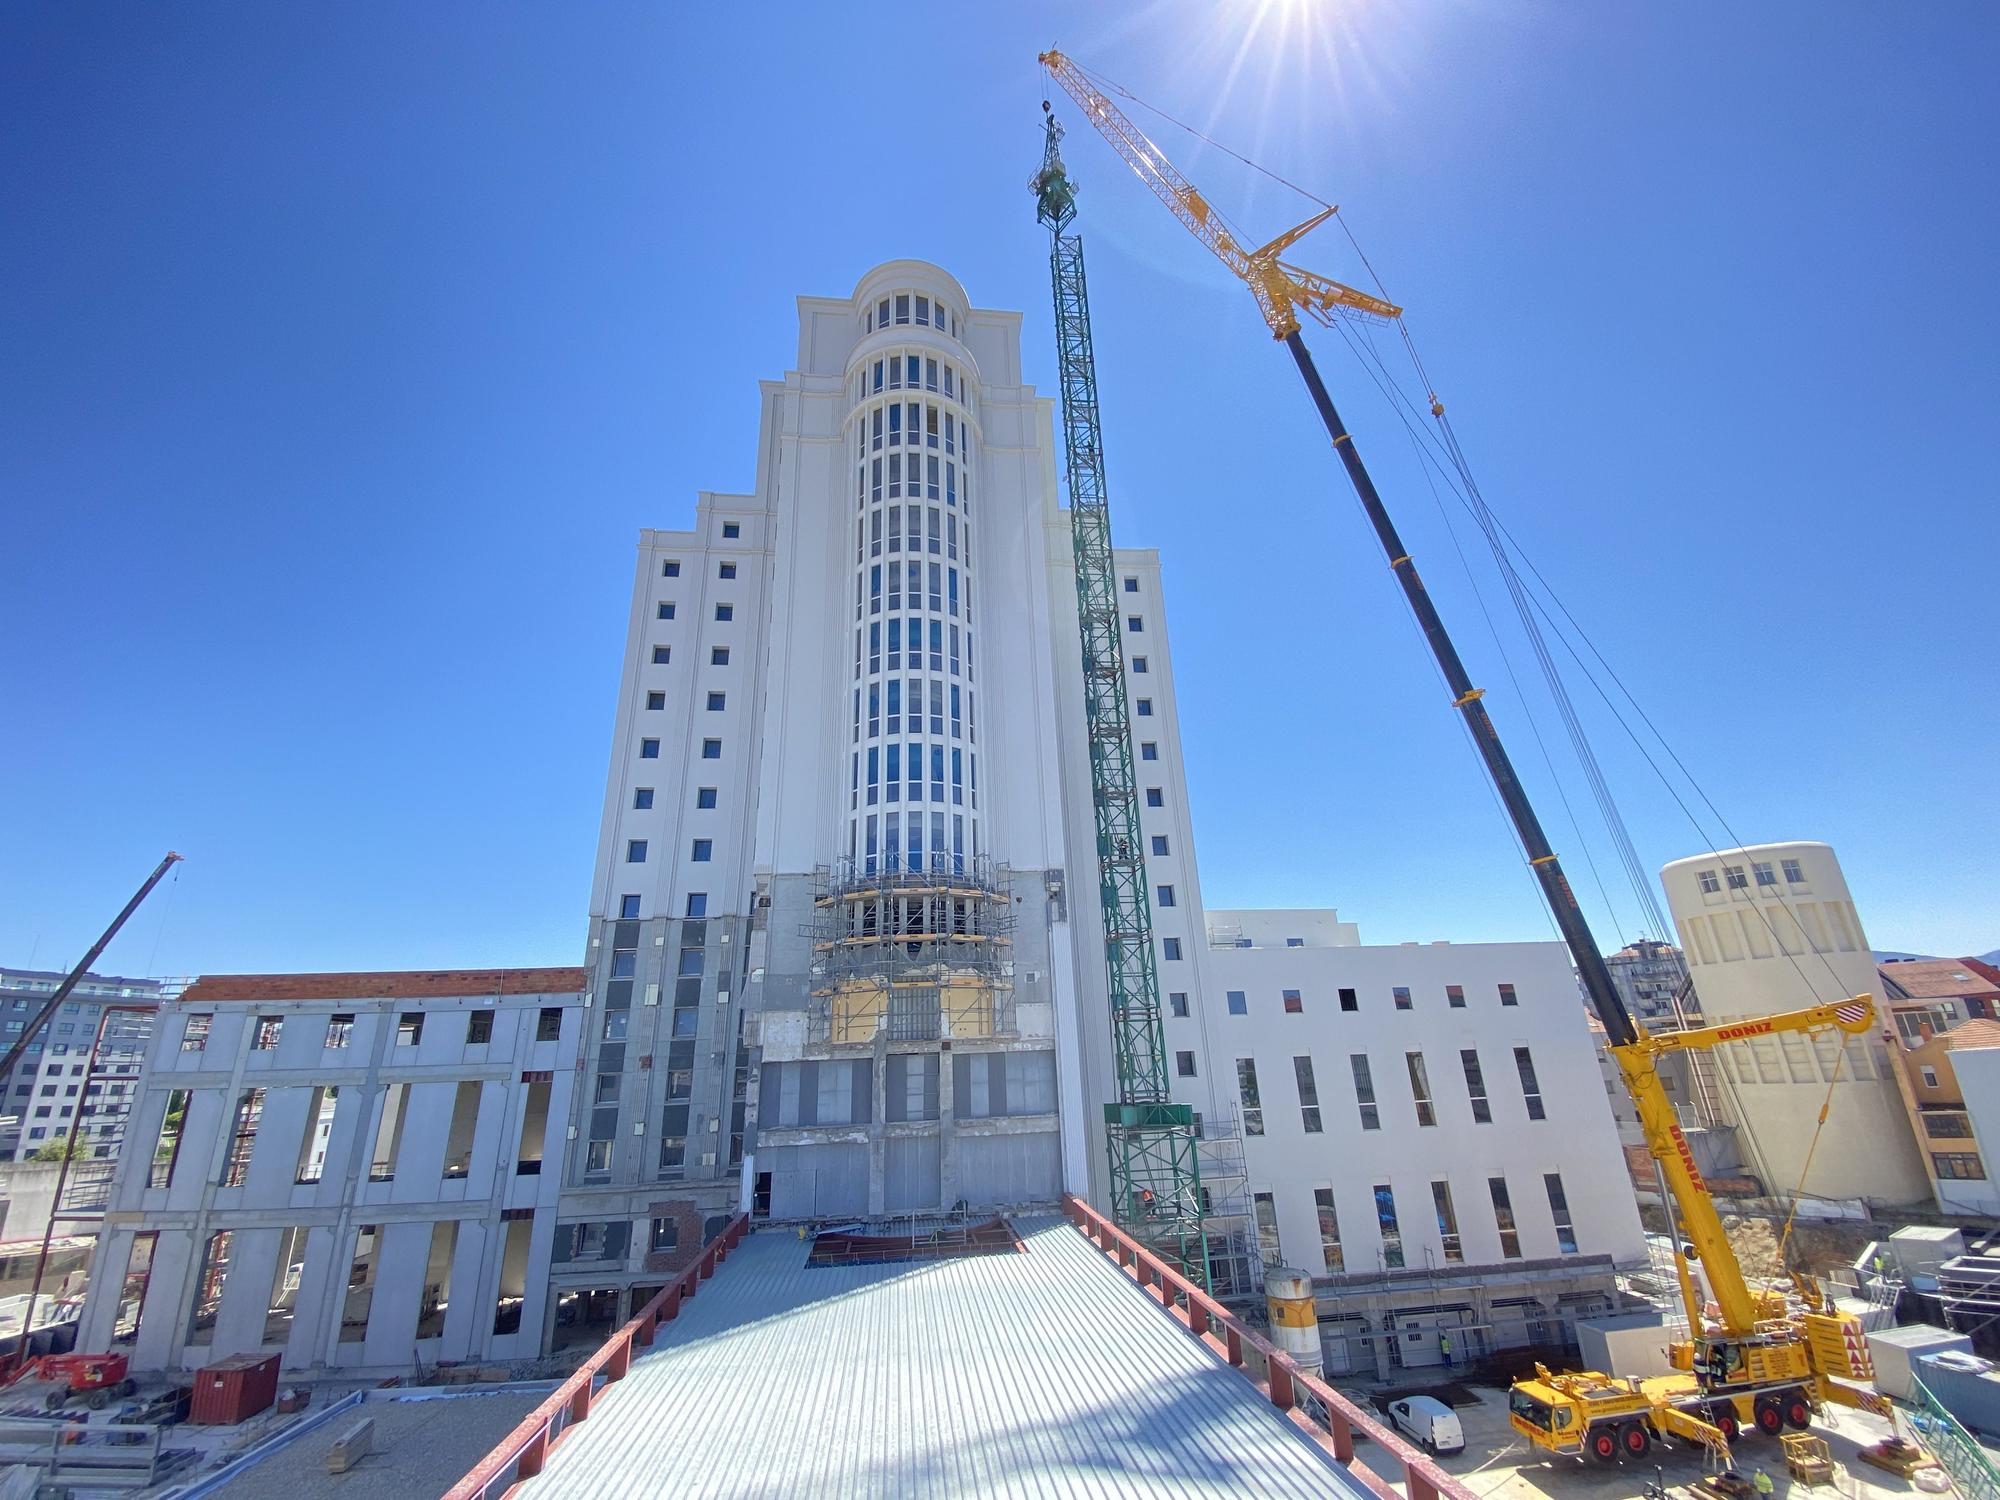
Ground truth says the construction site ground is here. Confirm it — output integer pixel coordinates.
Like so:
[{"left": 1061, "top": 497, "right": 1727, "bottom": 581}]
[{"left": 1349, "top": 1381, "right": 1997, "bottom": 1500}]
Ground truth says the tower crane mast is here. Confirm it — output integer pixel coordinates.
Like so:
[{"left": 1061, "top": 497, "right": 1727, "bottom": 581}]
[
  {"left": 1032, "top": 108, "right": 1210, "bottom": 1285},
  {"left": 1039, "top": 49, "right": 1890, "bottom": 1459}
]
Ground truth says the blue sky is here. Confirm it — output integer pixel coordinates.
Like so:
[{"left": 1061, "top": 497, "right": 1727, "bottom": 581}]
[{"left": 3, "top": 2, "right": 1995, "bottom": 979}]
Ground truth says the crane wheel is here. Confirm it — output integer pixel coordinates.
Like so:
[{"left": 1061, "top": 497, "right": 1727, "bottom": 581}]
[
  {"left": 1783, "top": 1392, "right": 1812, "bottom": 1431},
  {"left": 1754, "top": 1396, "right": 1784, "bottom": 1436},
  {"left": 1620, "top": 1422, "right": 1653, "bottom": 1458},
  {"left": 84, "top": 1389, "right": 109, "bottom": 1410},
  {"left": 1589, "top": 1427, "right": 1620, "bottom": 1463},
  {"left": 42, "top": 1392, "right": 65, "bottom": 1412},
  {"left": 1708, "top": 1404, "right": 1740, "bottom": 1443}
]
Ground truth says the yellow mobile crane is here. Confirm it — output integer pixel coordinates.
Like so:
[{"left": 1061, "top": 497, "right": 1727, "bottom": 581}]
[{"left": 1039, "top": 50, "right": 1887, "bottom": 1463}]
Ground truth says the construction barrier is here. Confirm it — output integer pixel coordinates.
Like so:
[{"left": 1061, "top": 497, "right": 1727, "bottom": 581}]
[
  {"left": 1060, "top": 1194, "right": 1477, "bottom": 1500},
  {"left": 443, "top": 1213, "right": 749, "bottom": 1500}
]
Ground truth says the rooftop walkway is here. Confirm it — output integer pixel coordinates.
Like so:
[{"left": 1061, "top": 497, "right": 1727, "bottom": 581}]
[{"left": 511, "top": 1215, "right": 1367, "bottom": 1498}]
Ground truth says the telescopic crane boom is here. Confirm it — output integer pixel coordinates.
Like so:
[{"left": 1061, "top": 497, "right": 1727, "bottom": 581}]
[{"left": 1040, "top": 50, "right": 1887, "bottom": 1455}]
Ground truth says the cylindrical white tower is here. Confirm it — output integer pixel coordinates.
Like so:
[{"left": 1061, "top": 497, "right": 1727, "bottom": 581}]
[
  {"left": 1660, "top": 840, "right": 1929, "bottom": 1207},
  {"left": 1265, "top": 1266, "right": 1323, "bottom": 1376},
  {"left": 841, "top": 266, "right": 984, "bottom": 879}
]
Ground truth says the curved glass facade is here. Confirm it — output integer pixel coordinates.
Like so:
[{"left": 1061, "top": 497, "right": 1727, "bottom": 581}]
[{"left": 844, "top": 304, "right": 980, "bottom": 876}]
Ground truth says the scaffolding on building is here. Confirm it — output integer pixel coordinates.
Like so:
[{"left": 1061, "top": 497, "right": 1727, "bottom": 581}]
[{"left": 807, "top": 858, "right": 1016, "bottom": 1045}]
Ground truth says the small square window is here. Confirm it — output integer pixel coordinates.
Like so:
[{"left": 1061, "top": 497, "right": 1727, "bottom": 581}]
[
  {"left": 467, "top": 1011, "right": 493, "bottom": 1045},
  {"left": 634, "top": 788, "right": 654, "bottom": 810},
  {"left": 651, "top": 1215, "right": 681, "bottom": 1252},
  {"left": 651, "top": 646, "right": 671, "bottom": 665},
  {"left": 1498, "top": 983, "right": 1518, "bottom": 1007},
  {"left": 646, "top": 691, "right": 665, "bottom": 710},
  {"left": 685, "top": 894, "right": 708, "bottom": 918},
  {"left": 722, "top": 522, "right": 741, "bottom": 539},
  {"left": 1446, "top": 984, "right": 1465, "bottom": 1008},
  {"left": 1175, "top": 1050, "right": 1197, "bottom": 1077},
  {"left": 1131, "top": 656, "right": 1148, "bottom": 673},
  {"left": 1123, "top": 578, "right": 1139, "bottom": 593},
  {"left": 1127, "top": 616, "right": 1143, "bottom": 632},
  {"left": 710, "top": 647, "right": 729, "bottom": 665},
  {"left": 620, "top": 895, "right": 641, "bottom": 919},
  {"left": 1339, "top": 988, "right": 1359, "bottom": 1013},
  {"left": 1282, "top": 989, "right": 1303, "bottom": 1014},
  {"left": 662, "top": 560, "right": 681, "bottom": 577},
  {"left": 640, "top": 738, "right": 660, "bottom": 759},
  {"left": 657, "top": 602, "right": 675, "bottom": 620},
  {"left": 1151, "top": 835, "right": 1169, "bottom": 856},
  {"left": 1136, "top": 698, "right": 1154, "bottom": 716},
  {"left": 1169, "top": 992, "right": 1189, "bottom": 1018},
  {"left": 1156, "top": 884, "right": 1176, "bottom": 908},
  {"left": 1141, "top": 743, "right": 1158, "bottom": 761},
  {"left": 719, "top": 562, "right": 737, "bottom": 580},
  {"left": 1393, "top": 986, "right": 1413, "bottom": 1010},
  {"left": 397, "top": 1013, "right": 424, "bottom": 1046},
  {"left": 701, "top": 739, "right": 722, "bottom": 759},
  {"left": 691, "top": 839, "right": 713, "bottom": 862},
  {"left": 1285, "top": 937, "right": 1304, "bottom": 948},
  {"left": 1146, "top": 789, "right": 1164, "bottom": 808},
  {"left": 715, "top": 604, "right": 734, "bottom": 622},
  {"left": 1226, "top": 990, "right": 1247, "bottom": 1016},
  {"left": 706, "top": 692, "right": 726, "bottom": 711},
  {"left": 696, "top": 787, "right": 717, "bottom": 809},
  {"left": 1162, "top": 938, "right": 1182, "bottom": 961},
  {"left": 627, "top": 840, "right": 649, "bottom": 863}
]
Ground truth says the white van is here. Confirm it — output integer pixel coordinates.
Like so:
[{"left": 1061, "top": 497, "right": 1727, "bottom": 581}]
[{"left": 1388, "top": 1395, "right": 1465, "bottom": 1456}]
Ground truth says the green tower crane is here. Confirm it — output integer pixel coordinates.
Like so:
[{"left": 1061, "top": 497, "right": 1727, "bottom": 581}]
[{"left": 1032, "top": 105, "right": 1209, "bottom": 1284}]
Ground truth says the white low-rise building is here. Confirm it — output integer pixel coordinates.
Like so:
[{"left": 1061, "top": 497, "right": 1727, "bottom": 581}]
[{"left": 76, "top": 969, "right": 584, "bottom": 1372}]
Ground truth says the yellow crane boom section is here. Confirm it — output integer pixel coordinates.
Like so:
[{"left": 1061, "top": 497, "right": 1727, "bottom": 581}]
[
  {"left": 1612, "top": 996, "right": 1876, "bottom": 1335},
  {"left": 1038, "top": 50, "right": 1401, "bottom": 338}
]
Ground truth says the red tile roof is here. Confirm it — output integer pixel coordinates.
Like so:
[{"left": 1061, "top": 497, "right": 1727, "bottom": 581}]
[
  {"left": 1879, "top": 958, "right": 2000, "bottom": 1000},
  {"left": 180, "top": 968, "right": 588, "bottom": 1003},
  {"left": 1944, "top": 1018, "right": 2000, "bottom": 1052}
]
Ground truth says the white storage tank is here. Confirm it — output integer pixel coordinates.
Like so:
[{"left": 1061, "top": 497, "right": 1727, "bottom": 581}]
[{"left": 1660, "top": 841, "right": 1930, "bottom": 1208}]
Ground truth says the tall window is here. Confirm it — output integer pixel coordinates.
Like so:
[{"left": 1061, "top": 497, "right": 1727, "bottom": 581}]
[
  {"left": 1406, "top": 1051, "right": 1436, "bottom": 1127},
  {"left": 1282, "top": 989, "right": 1303, "bottom": 1014},
  {"left": 1350, "top": 1054, "right": 1379, "bottom": 1130},
  {"left": 1514, "top": 1046, "right": 1547, "bottom": 1121},
  {"left": 1338, "top": 987, "right": 1358, "bottom": 1013},
  {"left": 1253, "top": 1191, "right": 1282, "bottom": 1268},
  {"left": 1446, "top": 984, "right": 1465, "bottom": 1008},
  {"left": 221, "top": 1088, "right": 265, "bottom": 1187},
  {"left": 1226, "top": 990, "right": 1247, "bottom": 1015},
  {"left": 150, "top": 1088, "right": 192, "bottom": 1188},
  {"left": 1393, "top": 986, "right": 1412, "bottom": 1010},
  {"left": 1544, "top": 1172, "right": 1579, "bottom": 1253},
  {"left": 1294, "top": 1056, "right": 1322, "bottom": 1133},
  {"left": 1374, "top": 1184, "right": 1403, "bottom": 1269},
  {"left": 1236, "top": 1058, "right": 1263, "bottom": 1136},
  {"left": 1488, "top": 1176, "right": 1522, "bottom": 1259},
  {"left": 1313, "top": 1188, "right": 1343, "bottom": 1272},
  {"left": 1498, "top": 982, "right": 1518, "bottom": 1007},
  {"left": 1460, "top": 1049, "right": 1492, "bottom": 1124},
  {"left": 294, "top": 1086, "right": 338, "bottom": 1185},
  {"left": 1431, "top": 1180, "right": 1464, "bottom": 1263}
]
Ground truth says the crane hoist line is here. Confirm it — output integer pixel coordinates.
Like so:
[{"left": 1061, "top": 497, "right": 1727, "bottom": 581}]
[{"left": 1039, "top": 47, "right": 1891, "bottom": 1462}]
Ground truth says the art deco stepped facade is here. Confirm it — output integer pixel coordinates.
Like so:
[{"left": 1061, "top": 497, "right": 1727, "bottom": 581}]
[{"left": 566, "top": 262, "right": 1095, "bottom": 1265}]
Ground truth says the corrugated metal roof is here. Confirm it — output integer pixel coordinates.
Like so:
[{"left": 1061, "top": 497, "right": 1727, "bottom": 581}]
[{"left": 516, "top": 1217, "right": 1364, "bottom": 1498}]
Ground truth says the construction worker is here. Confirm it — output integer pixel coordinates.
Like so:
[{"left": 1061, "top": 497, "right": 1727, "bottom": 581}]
[
  {"left": 1439, "top": 1331, "right": 1453, "bottom": 1368},
  {"left": 1752, "top": 1469, "right": 1775, "bottom": 1498}
]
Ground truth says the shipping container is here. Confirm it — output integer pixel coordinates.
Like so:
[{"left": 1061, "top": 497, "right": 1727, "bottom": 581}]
[{"left": 190, "top": 1351, "right": 281, "bottom": 1425}]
